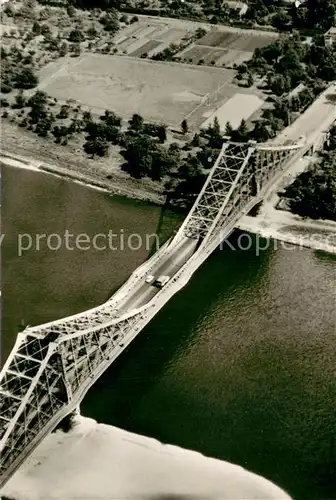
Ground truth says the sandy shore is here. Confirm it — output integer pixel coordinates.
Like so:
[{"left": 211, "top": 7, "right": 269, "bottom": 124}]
[
  {"left": 238, "top": 209, "right": 336, "bottom": 254},
  {"left": 237, "top": 153, "right": 336, "bottom": 255},
  {"left": 1, "top": 415, "right": 292, "bottom": 500}
]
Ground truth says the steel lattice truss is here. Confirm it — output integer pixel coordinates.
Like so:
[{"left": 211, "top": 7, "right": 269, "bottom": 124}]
[
  {"left": 176, "top": 141, "right": 303, "bottom": 243},
  {"left": 0, "top": 307, "right": 146, "bottom": 480},
  {"left": 0, "top": 139, "right": 305, "bottom": 486}
]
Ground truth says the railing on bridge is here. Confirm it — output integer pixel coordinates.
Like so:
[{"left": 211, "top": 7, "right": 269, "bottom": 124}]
[{"left": 0, "top": 131, "right": 319, "bottom": 488}]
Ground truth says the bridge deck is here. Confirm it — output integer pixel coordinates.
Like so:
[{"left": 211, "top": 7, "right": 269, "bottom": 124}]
[{"left": 271, "top": 84, "right": 336, "bottom": 145}]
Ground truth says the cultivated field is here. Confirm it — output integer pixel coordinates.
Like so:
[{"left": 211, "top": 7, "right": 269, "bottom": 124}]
[
  {"left": 39, "top": 55, "right": 263, "bottom": 128},
  {"left": 113, "top": 18, "right": 192, "bottom": 58},
  {"left": 181, "top": 28, "right": 277, "bottom": 67},
  {"left": 113, "top": 15, "right": 278, "bottom": 67}
]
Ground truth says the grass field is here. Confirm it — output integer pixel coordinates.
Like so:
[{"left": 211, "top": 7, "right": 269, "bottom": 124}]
[
  {"left": 39, "top": 55, "right": 239, "bottom": 127},
  {"left": 39, "top": 54, "right": 266, "bottom": 130}
]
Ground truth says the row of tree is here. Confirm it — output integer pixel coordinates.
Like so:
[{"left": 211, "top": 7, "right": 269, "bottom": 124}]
[
  {"left": 243, "top": 32, "right": 336, "bottom": 96},
  {"left": 49, "top": 0, "right": 336, "bottom": 32},
  {"left": 281, "top": 127, "right": 336, "bottom": 220}
]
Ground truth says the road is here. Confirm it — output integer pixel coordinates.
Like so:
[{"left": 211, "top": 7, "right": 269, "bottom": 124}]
[{"left": 272, "top": 84, "right": 336, "bottom": 145}]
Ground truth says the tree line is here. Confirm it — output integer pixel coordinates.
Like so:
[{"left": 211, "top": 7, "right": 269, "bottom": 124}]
[{"left": 281, "top": 126, "right": 336, "bottom": 221}]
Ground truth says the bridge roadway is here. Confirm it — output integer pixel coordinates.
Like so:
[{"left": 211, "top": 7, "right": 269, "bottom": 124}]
[
  {"left": 272, "top": 82, "right": 336, "bottom": 147},
  {"left": 0, "top": 83, "right": 335, "bottom": 489},
  {"left": 116, "top": 236, "right": 198, "bottom": 312}
]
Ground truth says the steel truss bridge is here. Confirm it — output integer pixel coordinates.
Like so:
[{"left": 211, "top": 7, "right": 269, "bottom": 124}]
[{"left": 0, "top": 132, "right": 326, "bottom": 487}]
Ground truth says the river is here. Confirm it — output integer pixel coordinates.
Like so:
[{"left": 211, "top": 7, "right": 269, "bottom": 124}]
[{"left": 1, "top": 165, "right": 335, "bottom": 499}]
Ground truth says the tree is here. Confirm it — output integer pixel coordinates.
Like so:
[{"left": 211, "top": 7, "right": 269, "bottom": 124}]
[
  {"left": 272, "top": 9, "right": 292, "bottom": 30},
  {"left": 197, "top": 146, "right": 219, "bottom": 168},
  {"left": 41, "top": 24, "right": 50, "bottom": 36},
  {"left": 14, "top": 68, "right": 38, "bottom": 89},
  {"left": 68, "top": 29, "right": 85, "bottom": 43},
  {"left": 13, "top": 90, "right": 26, "bottom": 109},
  {"left": 84, "top": 138, "right": 109, "bottom": 157},
  {"left": 34, "top": 117, "right": 53, "bottom": 137},
  {"left": 298, "top": 87, "right": 314, "bottom": 108},
  {"left": 69, "top": 117, "right": 83, "bottom": 134},
  {"left": 157, "top": 125, "right": 167, "bottom": 143},
  {"left": 32, "top": 21, "right": 41, "bottom": 35},
  {"left": 57, "top": 105, "right": 70, "bottom": 119},
  {"left": 247, "top": 72, "right": 254, "bottom": 87},
  {"left": 181, "top": 118, "right": 188, "bottom": 134},
  {"left": 59, "top": 42, "right": 68, "bottom": 57},
  {"left": 191, "top": 132, "right": 200, "bottom": 147},
  {"left": 225, "top": 121, "right": 233, "bottom": 137},
  {"left": 179, "top": 154, "right": 202, "bottom": 179},
  {"left": 208, "top": 116, "right": 222, "bottom": 148},
  {"left": 151, "top": 148, "right": 177, "bottom": 181},
  {"left": 100, "top": 109, "right": 122, "bottom": 127},
  {"left": 27, "top": 91, "right": 48, "bottom": 123},
  {"left": 1, "top": 82, "right": 13, "bottom": 94},
  {"left": 282, "top": 158, "right": 336, "bottom": 220},
  {"left": 122, "top": 135, "right": 157, "bottom": 178},
  {"left": 100, "top": 11, "right": 119, "bottom": 33},
  {"left": 268, "top": 74, "right": 290, "bottom": 96},
  {"left": 212, "top": 116, "right": 221, "bottom": 136},
  {"left": 27, "top": 90, "right": 48, "bottom": 109},
  {"left": 252, "top": 120, "right": 272, "bottom": 142},
  {"left": 87, "top": 25, "right": 98, "bottom": 39},
  {"left": 71, "top": 43, "right": 81, "bottom": 57},
  {"left": 235, "top": 119, "right": 249, "bottom": 142},
  {"left": 82, "top": 110, "right": 92, "bottom": 123},
  {"left": 128, "top": 113, "right": 144, "bottom": 132},
  {"left": 52, "top": 125, "right": 69, "bottom": 142},
  {"left": 67, "top": 5, "right": 76, "bottom": 17}
]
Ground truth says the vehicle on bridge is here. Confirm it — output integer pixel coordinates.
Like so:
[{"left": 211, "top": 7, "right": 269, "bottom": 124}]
[
  {"left": 153, "top": 275, "right": 171, "bottom": 288},
  {"left": 145, "top": 275, "right": 155, "bottom": 284}
]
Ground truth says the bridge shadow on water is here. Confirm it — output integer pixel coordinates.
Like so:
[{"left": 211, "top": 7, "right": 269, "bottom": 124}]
[
  {"left": 83, "top": 231, "right": 269, "bottom": 402},
  {"left": 81, "top": 228, "right": 336, "bottom": 500},
  {"left": 82, "top": 230, "right": 271, "bottom": 426},
  {"left": 81, "top": 231, "right": 281, "bottom": 465}
]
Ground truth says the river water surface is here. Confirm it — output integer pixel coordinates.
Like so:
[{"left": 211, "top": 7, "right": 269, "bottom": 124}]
[{"left": 2, "top": 165, "right": 335, "bottom": 499}]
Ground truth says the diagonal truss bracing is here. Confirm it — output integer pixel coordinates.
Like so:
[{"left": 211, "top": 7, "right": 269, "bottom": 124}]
[
  {"left": 0, "top": 307, "right": 147, "bottom": 479},
  {"left": 176, "top": 142, "right": 256, "bottom": 240},
  {"left": 175, "top": 139, "right": 305, "bottom": 243}
]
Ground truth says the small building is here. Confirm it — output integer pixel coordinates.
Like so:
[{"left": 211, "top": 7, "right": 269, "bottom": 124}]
[
  {"left": 224, "top": 1, "right": 248, "bottom": 16},
  {"left": 324, "top": 27, "right": 336, "bottom": 46}
]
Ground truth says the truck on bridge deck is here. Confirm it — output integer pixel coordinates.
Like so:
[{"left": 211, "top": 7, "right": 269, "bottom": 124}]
[{"left": 153, "top": 275, "right": 171, "bottom": 288}]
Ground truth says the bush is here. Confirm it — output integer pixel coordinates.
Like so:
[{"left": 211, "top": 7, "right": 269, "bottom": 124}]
[
  {"left": 14, "top": 68, "right": 38, "bottom": 89},
  {"left": 54, "top": 413, "right": 76, "bottom": 433},
  {"left": 69, "top": 29, "right": 85, "bottom": 43},
  {"left": 1, "top": 82, "right": 13, "bottom": 93},
  {"left": 120, "top": 14, "right": 128, "bottom": 23}
]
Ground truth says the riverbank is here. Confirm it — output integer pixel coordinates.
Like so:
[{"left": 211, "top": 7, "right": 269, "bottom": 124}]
[
  {"left": 237, "top": 154, "right": 336, "bottom": 254},
  {"left": 238, "top": 209, "right": 336, "bottom": 254},
  {"left": 2, "top": 136, "right": 336, "bottom": 255},
  {"left": 1, "top": 121, "right": 166, "bottom": 205},
  {"left": 1, "top": 415, "right": 292, "bottom": 500}
]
